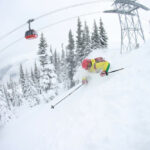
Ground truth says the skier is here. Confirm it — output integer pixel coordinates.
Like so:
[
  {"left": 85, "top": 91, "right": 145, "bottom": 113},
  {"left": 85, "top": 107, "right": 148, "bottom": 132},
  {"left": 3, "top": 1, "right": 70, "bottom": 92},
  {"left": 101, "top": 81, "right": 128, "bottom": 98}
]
[{"left": 81, "top": 57, "right": 110, "bottom": 84}]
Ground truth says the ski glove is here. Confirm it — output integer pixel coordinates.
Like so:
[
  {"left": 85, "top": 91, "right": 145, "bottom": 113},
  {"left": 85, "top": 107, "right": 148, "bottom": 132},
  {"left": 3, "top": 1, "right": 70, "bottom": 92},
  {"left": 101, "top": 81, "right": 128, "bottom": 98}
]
[{"left": 100, "top": 71, "right": 107, "bottom": 77}]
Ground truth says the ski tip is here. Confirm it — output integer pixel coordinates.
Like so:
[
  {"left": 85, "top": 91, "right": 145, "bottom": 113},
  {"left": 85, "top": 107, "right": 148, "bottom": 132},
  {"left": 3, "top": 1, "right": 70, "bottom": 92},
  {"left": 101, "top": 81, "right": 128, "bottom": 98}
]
[{"left": 51, "top": 105, "right": 55, "bottom": 109}]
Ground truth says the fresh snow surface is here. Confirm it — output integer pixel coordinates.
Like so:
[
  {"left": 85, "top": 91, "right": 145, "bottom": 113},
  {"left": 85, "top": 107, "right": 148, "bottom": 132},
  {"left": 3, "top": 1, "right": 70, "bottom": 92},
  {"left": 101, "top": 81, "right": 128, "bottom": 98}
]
[{"left": 1, "top": 42, "right": 150, "bottom": 150}]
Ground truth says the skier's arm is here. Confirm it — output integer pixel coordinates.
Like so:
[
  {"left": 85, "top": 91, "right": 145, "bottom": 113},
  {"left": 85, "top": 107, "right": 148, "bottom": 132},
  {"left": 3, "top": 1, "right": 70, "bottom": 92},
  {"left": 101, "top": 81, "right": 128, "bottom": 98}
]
[{"left": 95, "top": 57, "right": 105, "bottom": 62}]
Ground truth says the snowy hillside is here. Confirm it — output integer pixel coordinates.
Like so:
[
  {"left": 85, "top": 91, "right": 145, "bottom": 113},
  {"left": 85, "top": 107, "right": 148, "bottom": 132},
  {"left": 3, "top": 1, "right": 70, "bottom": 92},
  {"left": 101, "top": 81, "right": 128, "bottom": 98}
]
[
  {"left": 1, "top": 41, "right": 150, "bottom": 150},
  {"left": 0, "top": 51, "right": 38, "bottom": 82}
]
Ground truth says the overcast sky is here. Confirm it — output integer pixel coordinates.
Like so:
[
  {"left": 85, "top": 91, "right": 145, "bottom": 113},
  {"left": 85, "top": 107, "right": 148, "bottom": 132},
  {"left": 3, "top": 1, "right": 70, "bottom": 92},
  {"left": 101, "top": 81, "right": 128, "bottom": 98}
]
[{"left": 0, "top": 0, "right": 149, "bottom": 68}]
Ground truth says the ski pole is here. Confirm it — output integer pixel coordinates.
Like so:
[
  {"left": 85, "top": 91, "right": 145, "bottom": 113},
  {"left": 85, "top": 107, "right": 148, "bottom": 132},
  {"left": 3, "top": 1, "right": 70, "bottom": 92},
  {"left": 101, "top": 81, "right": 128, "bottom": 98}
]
[
  {"left": 108, "top": 68, "right": 124, "bottom": 74},
  {"left": 51, "top": 84, "right": 83, "bottom": 109}
]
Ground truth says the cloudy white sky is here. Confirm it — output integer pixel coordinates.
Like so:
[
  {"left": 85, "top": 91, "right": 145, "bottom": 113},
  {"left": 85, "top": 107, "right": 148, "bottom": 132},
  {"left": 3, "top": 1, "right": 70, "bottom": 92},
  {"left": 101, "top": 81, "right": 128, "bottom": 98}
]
[{"left": 0, "top": 0, "right": 149, "bottom": 69}]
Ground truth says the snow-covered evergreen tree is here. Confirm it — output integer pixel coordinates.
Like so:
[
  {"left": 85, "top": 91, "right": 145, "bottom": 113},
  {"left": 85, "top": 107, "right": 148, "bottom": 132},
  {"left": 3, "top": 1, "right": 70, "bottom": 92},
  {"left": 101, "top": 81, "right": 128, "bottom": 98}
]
[
  {"left": 59, "top": 44, "right": 67, "bottom": 84},
  {"left": 3, "top": 85, "right": 12, "bottom": 110},
  {"left": 34, "top": 61, "right": 41, "bottom": 94},
  {"left": 19, "top": 64, "right": 26, "bottom": 97},
  {"left": 91, "top": 20, "right": 100, "bottom": 50},
  {"left": 20, "top": 64, "right": 39, "bottom": 106},
  {"left": 49, "top": 45, "right": 53, "bottom": 64},
  {"left": 37, "top": 33, "right": 58, "bottom": 97},
  {"left": 66, "top": 30, "right": 76, "bottom": 88},
  {"left": 38, "top": 33, "right": 50, "bottom": 92},
  {"left": 53, "top": 49, "right": 60, "bottom": 83},
  {"left": 0, "top": 85, "right": 13, "bottom": 126},
  {"left": 38, "top": 33, "right": 48, "bottom": 69},
  {"left": 46, "top": 63, "right": 58, "bottom": 99},
  {"left": 31, "top": 68, "right": 35, "bottom": 83},
  {"left": 76, "top": 17, "right": 84, "bottom": 65},
  {"left": 82, "top": 21, "right": 91, "bottom": 57},
  {"left": 48, "top": 48, "right": 58, "bottom": 95},
  {"left": 24, "top": 71, "right": 39, "bottom": 107},
  {"left": 99, "top": 18, "right": 108, "bottom": 48},
  {"left": 7, "top": 77, "right": 22, "bottom": 107}
]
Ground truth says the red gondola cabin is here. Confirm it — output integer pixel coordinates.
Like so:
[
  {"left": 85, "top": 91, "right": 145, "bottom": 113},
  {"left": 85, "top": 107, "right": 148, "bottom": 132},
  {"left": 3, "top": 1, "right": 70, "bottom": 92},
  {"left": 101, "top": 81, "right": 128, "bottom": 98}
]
[{"left": 25, "top": 29, "right": 38, "bottom": 39}]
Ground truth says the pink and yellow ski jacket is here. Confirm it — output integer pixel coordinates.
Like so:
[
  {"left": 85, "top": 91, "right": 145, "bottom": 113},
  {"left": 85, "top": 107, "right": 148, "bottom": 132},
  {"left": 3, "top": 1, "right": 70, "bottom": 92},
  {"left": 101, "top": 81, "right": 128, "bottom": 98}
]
[{"left": 87, "top": 57, "right": 110, "bottom": 73}]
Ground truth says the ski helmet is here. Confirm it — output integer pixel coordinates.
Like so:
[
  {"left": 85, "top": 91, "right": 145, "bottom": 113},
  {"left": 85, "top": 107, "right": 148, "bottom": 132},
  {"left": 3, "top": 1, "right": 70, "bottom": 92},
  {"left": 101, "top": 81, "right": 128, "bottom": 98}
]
[{"left": 82, "top": 59, "right": 91, "bottom": 69}]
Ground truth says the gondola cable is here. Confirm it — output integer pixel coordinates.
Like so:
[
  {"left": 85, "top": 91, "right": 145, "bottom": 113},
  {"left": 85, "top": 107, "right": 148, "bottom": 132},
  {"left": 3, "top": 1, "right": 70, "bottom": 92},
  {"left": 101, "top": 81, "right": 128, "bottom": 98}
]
[
  {"left": 34, "top": 0, "right": 104, "bottom": 21},
  {"left": 0, "top": 0, "right": 108, "bottom": 41},
  {"left": 38, "top": 11, "right": 101, "bottom": 31},
  {"left": 0, "top": 10, "right": 102, "bottom": 53},
  {"left": 0, "top": 37, "right": 23, "bottom": 54},
  {"left": 0, "top": 23, "right": 26, "bottom": 41}
]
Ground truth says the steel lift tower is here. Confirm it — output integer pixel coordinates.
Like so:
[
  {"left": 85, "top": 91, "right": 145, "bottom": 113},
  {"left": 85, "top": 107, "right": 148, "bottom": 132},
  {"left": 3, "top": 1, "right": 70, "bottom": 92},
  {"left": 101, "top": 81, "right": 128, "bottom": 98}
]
[{"left": 104, "top": 0, "right": 149, "bottom": 53}]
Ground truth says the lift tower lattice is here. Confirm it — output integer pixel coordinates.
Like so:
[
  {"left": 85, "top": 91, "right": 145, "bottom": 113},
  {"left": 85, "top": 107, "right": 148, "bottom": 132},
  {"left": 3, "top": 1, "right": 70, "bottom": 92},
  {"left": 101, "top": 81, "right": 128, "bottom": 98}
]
[{"left": 104, "top": 0, "right": 149, "bottom": 53}]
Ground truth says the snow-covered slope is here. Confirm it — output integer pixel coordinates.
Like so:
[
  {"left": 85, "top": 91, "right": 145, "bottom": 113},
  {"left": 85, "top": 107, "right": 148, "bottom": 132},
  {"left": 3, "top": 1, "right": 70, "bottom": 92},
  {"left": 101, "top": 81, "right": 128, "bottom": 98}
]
[
  {"left": 0, "top": 51, "right": 38, "bottom": 82},
  {"left": 1, "top": 41, "right": 150, "bottom": 150}
]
